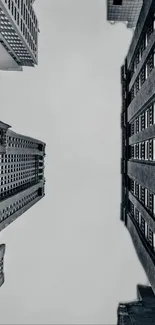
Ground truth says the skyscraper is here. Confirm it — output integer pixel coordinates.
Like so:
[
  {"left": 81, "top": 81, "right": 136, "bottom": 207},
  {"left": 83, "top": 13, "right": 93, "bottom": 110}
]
[
  {"left": 117, "top": 285, "right": 155, "bottom": 325},
  {"left": 107, "top": 0, "right": 143, "bottom": 28},
  {"left": 107, "top": 0, "right": 155, "bottom": 296},
  {"left": 121, "top": 0, "right": 155, "bottom": 294},
  {"left": 0, "top": 120, "right": 45, "bottom": 232},
  {"left": 0, "top": 0, "right": 39, "bottom": 71},
  {"left": 0, "top": 244, "right": 5, "bottom": 288}
]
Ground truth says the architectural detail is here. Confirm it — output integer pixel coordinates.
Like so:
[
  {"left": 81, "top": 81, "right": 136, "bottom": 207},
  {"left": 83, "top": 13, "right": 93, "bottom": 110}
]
[
  {"left": 0, "top": 244, "right": 5, "bottom": 288},
  {"left": 0, "top": 0, "right": 39, "bottom": 71},
  {"left": 121, "top": 0, "right": 155, "bottom": 294},
  {"left": 0, "top": 121, "right": 46, "bottom": 232},
  {"left": 107, "top": 0, "right": 143, "bottom": 28},
  {"left": 117, "top": 285, "right": 155, "bottom": 325}
]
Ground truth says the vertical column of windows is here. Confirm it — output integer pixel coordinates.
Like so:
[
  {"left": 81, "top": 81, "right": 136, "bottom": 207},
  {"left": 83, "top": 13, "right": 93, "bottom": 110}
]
[{"left": 141, "top": 216, "right": 145, "bottom": 235}]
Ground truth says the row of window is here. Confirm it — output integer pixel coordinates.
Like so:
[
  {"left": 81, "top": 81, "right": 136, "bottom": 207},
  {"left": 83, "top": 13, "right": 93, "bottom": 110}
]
[
  {"left": 0, "top": 162, "right": 36, "bottom": 173},
  {"left": 129, "top": 178, "right": 154, "bottom": 214},
  {"left": 0, "top": 173, "right": 37, "bottom": 188},
  {"left": 0, "top": 176, "right": 37, "bottom": 195},
  {"left": 0, "top": 179, "right": 37, "bottom": 200},
  {"left": 131, "top": 51, "right": 155, "bottom": 101},
  {"left": 7, "top": 135, "right": 40, "bottom": 149},
  {"left": 130, "top": 138, "right": 155, "bottom": 161},
  {"left": 0, "top": 153, "right": 36, "bottom": 162},
  {"left": 0, "top": 188, "right": 39, "bottom": 222},
  {"left": 131, "top": 16, "right": 155, "bottom": 79},
  {"left": 130, "top": 201, "right": 155, "bottom": 249},
  {"left": 130, "top": 104, "right": 155, "bottom": 136}
]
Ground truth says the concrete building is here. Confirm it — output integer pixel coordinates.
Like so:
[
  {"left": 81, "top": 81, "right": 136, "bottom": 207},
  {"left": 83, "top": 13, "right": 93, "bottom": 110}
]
[
  {"left": 107, "top": 0, "right": 143, "bottom": 28},
  {"left": 117, "top": 285, "right": 155, "bottom": 325},
  {"left": 0, "top": 244, "right": 5, "bottom": 288},
  {"left": 0, "top": 0, "right": 39, "bottom": 71},
  {"left": 0, "top": 120, "right": 45, "bottom": 232},
  {"left": 121, "top": 0, "right": 155, "bottom": 294}
]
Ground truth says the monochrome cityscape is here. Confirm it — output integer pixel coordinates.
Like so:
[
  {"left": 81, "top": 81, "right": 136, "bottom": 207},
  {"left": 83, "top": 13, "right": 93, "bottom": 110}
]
[
  {"left": 0, "top": 0, "right": 46, "bottom": 289},
  {"left": 107, "top": 0, "right": 155, "bottom": 324}
]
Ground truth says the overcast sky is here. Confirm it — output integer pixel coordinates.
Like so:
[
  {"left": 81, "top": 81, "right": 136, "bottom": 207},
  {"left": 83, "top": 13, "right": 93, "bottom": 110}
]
[{"left": 0, "top": 1, "right": 148, "bottom": 324}]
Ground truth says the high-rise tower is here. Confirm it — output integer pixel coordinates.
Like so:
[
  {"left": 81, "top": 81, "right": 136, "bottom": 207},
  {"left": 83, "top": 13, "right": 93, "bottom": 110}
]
[
  {"left": 0, "top": 0, "right": 39, "bottom": 71},
  {"left": 0, "top": 121, "right": 45, "bottom": 232},
  {"left": 107, "top": 0, "right": 143, "bottom": 28}
]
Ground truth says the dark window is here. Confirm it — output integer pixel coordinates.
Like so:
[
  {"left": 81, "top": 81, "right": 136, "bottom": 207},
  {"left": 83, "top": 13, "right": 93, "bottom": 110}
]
[
  {"left": 141, "top": 216, "right": 145, "bottom": 235},
  {"left": 148, "top": 228, "right": 153, "bottom": 247},
  {"left": 113, "top": 0, "right": 122, "bottom": 4},
  {"left": 149, "top": 105, "right": 154, "bottom": 126}
]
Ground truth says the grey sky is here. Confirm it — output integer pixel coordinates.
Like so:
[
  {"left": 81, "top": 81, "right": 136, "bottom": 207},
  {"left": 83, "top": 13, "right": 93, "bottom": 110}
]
[{"left": 0, "top": 1, "right": 147, "bottom": 324}]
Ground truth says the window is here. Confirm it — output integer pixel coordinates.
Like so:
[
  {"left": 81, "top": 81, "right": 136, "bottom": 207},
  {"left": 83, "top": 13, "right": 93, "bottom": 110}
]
[
  {"left": 145, "top": 188, "right": 148, "bottom": 207},
  {"left": 145, "top": 63, "right": 148, "bottom": 80},
  {"left": 148, "top": 228, "right": 153, "bottom": 247},
  {"left": 153, "top": 233, "right": 155, "bottom": 249},
  {"left": 139, "top": 142, "right": 141, "bottom": 160},
  {"left": 136, "top": 117, "right": 139, "bottom": 133},
  {"left": 141, "top": 216, "right": 145, "bottom": 234},
  {"left": 145, "top": 141, "right": 149, "bottom": 160},
  {"left": 113, "top": 0, "right": 122, "bottom": 4},
  {"left": 153, "top": 139, "right": 155, "bottom": 160},
  {"left": 136, "top": 143, "right": 139, "bottom": 159},
  {"left": 145, "top": 222, "right": 148, "bottom": 239},
  {"left": 150, "top": 139, "right": 153, "bottom": 160},
  {"left": 11, "top": 0, "right": 14, "bottom": 15},
  {"left": 153, "top": 195, "right": 155, "bottom": 215},
  {"left": 145, "top": 109, "right": 149, "bottom": 128}
]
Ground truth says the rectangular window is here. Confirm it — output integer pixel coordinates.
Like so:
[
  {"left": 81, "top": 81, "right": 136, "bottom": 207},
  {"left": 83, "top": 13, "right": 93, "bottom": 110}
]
[
  {"left": 145, "top": 63, "right": 148, "bottom": 79},
  {"left": 153, "top": 233, "right": 155, "bottom": 249},
  {"left": 145, "top": 109, "right": 149, "bottom": 128},
  {"left": 141, "top": 142, "right": 145, "bottom": 160},
  {"left": 136, "top": 183, "right": 139, "bottom": 199},
  {"left": 141, "top": 216, "right": 145, "bottom": 235},
  {"left": 149, "top": 105, "right": 154, "bottom": 126},
  {"left": 136, "top": 143, "right": 139, "bottom": 159},
  {"left": 153, "top": 102, "right": 155, "bottom": 124},
  {"left": 141, "top": 66, "right": 145, "bottom": 85},
  {"left": 11, "top": 1, "right": 14, "bottom": 15},
  {"left": 135, "top": 209, "right": 139, "bottom": 224},
  {"left": 145, "top": 222, "right": 148, "bottom": 239},
  {"left": 139, "top": 142, "right": 141, "bottom": 159},
  {"left": 149, "top": 192, "right": 153, "bottom": 213},
  {"left": 153, "top": 139, "right": 155, "bottom": 160},
  {"left": 148, "top": 228, "right": 153, "bottom": 247},
  {"left": 145, "top": 188, "right": 148, "bottom": 207},
  {"left": 136, "top": 117, "right": 139, "bottom": 133},
  {"left": 141, "top": 113, "right": 145, "bottom": 130},
  {"left": 149, "top": 139, "right": 153, "bottom": 160},
  {"left": 145, "top": 141, "right": 149, "bottom": 160},
  {"left": 153, "top": 194, "right": 155, "bottom": 215},
  {"left": 141, "top": 187, "right": 145, "bottom": 205}
]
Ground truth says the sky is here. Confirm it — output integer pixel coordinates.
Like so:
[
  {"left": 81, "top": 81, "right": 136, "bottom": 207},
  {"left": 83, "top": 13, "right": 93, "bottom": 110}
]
[{"left": 0, "top": 1, "right": 148, "bottom": 324}]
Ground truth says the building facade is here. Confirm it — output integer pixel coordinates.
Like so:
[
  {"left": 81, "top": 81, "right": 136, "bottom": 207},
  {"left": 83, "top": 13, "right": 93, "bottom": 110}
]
[
  {"left": 0, "top": 0, "right": 39, "bottom": 71},
  {"left": 0, "top": 244, "right": 5, "bottom": 288},
  {"left": 107, "top": 0, "right": 143, "bottom": 28},
  {"left": 0, "top": 121, "right": 45, "bottom": 232},
  {"left": 117, "top": 285, "right": 155, "bottom": 325},
  {"left": 121, "top": 0, "right": 155, "bottom": 294}
]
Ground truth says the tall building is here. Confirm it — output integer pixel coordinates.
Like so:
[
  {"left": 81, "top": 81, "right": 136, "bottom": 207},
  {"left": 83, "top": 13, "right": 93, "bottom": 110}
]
[
  {"left": 121, "top": 0, "right": 155, "bottom": 294},
  {"left": 0, "top": 0, "right": 39, "bottom": 71},
  {"left": 107, "top": 0, "right": 143, "bottom": 28},
  {"left": 0, "top": 244, "right": 5, "bottom": 288},
  {"left": 117, "top": 285, "right": 155, "bottom": 325},
  {"left": 0, "top": 120, "right": 45, "bottom": 232}
]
